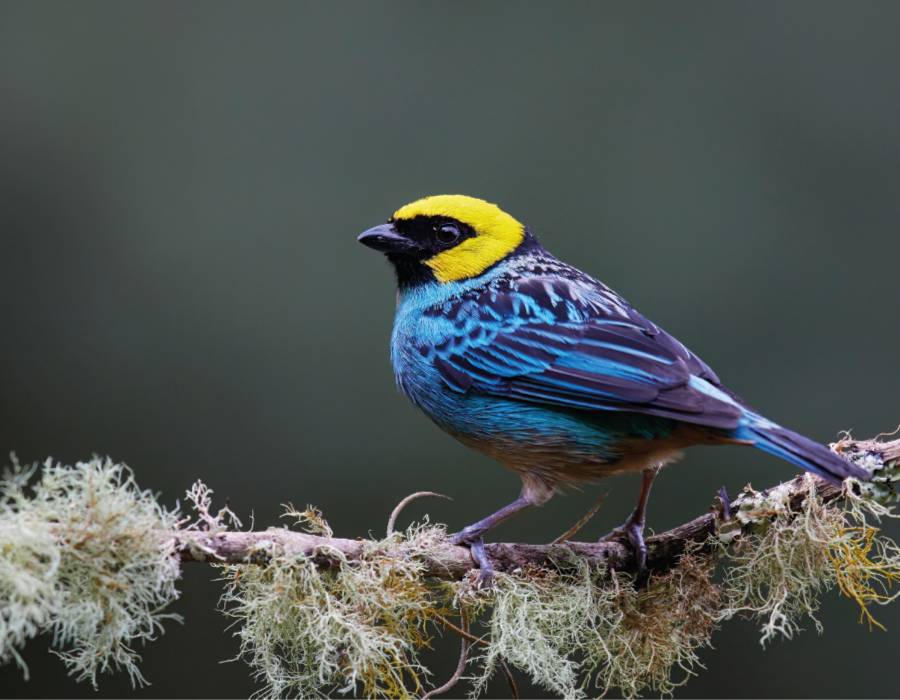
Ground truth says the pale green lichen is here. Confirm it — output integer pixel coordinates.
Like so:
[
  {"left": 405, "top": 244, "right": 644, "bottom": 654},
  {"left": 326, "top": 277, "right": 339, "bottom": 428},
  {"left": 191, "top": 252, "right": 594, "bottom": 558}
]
[
  {"left": 718, "top": 475, "right": 837, "bottom": 643},
  {"left": 459, "top": 545, "right": 720, "bottom": 699},
  {"left": 218, "top": 508, "right": 452, "bottom": 699},
  {"left": 0, "top": 455, "right": 182, "bottom": 687}
]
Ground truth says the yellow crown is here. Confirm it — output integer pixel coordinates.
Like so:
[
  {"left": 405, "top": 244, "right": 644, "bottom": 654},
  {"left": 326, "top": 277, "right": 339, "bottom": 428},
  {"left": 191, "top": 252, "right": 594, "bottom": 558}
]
[{"left": 393, "top": 195, "right": 525, "bottom": 283}]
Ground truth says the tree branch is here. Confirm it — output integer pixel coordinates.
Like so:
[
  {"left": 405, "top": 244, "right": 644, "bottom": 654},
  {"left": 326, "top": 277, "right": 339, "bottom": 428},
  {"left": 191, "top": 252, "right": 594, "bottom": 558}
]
[{"left": 175, "top": 438, "right": 899, "bottom": 580}]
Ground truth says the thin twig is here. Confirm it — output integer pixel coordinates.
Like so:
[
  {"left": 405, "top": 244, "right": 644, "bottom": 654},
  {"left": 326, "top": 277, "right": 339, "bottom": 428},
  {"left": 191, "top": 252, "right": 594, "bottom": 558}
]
[
  {"left": 422, "top": 608, "right": 470, "bottom": 699},
  {"left": 874, "top": 425, "right": 900, "bottom": 441},
  {"left": 434, "top": 611, "right": 518, "bottom": 697},
  {"left": 499, "top": 657, "right": 519, "bottom": 699},
  {"left": 387, "top": 491, "right": 451, "bottom": 537},
  {"left": 551, "top": 490, "right": 610, "bottom": 544},
  {"left": 433, "top": 612, "right": 489, "bottom": 647}
]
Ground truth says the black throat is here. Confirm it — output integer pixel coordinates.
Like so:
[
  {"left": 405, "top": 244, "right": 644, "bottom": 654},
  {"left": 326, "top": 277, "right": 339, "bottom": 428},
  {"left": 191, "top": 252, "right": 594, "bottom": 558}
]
[{"left": 386, "top": 252, "right": 439, "bottom": 291}]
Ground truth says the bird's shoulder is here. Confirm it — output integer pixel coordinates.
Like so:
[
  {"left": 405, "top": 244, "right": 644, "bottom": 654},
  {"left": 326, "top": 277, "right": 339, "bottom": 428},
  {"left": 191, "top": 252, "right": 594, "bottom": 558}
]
[{"left": 421, "top": 251, "right": 631, "bottom": 328}]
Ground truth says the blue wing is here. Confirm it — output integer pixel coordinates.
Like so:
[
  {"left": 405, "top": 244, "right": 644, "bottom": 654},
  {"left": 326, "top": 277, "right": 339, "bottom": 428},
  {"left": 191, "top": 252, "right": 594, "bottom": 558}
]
[{"left": 421, "top": 276, "right": 747, "bottom": 430}]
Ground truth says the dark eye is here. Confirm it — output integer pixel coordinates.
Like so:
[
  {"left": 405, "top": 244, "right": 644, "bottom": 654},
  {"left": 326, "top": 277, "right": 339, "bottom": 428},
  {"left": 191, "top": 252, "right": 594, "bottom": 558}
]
[{"left": 436, "top": 224, "right": 461, "bottom": 244}]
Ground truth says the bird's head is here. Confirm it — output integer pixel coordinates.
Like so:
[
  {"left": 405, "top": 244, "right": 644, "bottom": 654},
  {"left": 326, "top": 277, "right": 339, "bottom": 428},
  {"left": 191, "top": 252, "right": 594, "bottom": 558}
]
[{"left": 358, "top": 195, "right": 527, "bottom": 289}]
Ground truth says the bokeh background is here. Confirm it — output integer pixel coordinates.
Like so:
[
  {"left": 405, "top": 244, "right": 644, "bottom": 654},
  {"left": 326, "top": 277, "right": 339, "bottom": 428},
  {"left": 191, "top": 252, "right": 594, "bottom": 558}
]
[{"left": 2, "top": 2, "right": 899, "bottom": 697}]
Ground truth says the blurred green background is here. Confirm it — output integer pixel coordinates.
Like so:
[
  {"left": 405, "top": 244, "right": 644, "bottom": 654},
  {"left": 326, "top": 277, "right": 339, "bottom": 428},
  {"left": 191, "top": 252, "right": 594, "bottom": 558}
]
[{"left": 1, "top": 2, "right": 899, "bottom": 697}]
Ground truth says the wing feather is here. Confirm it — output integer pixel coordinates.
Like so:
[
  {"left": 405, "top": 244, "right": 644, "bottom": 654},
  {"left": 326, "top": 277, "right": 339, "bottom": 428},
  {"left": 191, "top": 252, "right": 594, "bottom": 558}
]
[{"left": 425, "top": 275, "right": 746, "bottom": 429}]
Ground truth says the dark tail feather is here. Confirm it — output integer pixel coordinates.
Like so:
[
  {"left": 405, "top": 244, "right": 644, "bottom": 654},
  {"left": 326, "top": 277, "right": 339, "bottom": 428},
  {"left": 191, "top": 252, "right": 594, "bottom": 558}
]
[{"left": 741, "top": 418, "right": 869, "bottom": 484}]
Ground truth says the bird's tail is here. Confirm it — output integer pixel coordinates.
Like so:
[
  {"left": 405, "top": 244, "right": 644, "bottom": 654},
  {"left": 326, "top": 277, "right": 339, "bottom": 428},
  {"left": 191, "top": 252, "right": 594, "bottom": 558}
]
[{"left": 736, "top": 414, "right": 869, "bottom": 485}]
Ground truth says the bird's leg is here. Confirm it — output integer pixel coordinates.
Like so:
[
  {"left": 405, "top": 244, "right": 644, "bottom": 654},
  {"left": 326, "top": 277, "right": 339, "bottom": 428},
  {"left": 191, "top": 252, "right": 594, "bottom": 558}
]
[
  {"left": 449, "top": 497, "right": 533, "bottom": 588},
  {"left": 601, "top": 467, "right": 659, "bottom": 574}
]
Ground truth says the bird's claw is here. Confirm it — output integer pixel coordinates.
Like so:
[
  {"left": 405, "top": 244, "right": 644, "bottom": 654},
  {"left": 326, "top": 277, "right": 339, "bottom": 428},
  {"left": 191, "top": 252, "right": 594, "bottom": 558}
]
[
  {"left": 600, "top": 515, "right": 647, "bottom": 575},
  {"left": 448, "top": 523, "right": 485, "bottom": 546},
  {"left": 449, "top": 528, "right": 495, "bottom": 589}
]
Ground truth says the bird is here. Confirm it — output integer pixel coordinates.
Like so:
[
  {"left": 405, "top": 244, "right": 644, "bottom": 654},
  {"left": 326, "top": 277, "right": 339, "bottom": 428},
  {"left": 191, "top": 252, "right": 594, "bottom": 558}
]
[{"left": 357, "top": 194, "right": 868, "bottom": 585}]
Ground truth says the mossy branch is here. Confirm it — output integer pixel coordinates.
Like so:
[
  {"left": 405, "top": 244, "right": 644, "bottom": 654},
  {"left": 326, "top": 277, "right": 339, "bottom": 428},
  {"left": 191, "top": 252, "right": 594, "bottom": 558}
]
[
  {"left": 2, "top": 435, "right": 899, "bottom": 698},
  {"left": 175, "top": 438, "right": 900, "bottom": 581}
]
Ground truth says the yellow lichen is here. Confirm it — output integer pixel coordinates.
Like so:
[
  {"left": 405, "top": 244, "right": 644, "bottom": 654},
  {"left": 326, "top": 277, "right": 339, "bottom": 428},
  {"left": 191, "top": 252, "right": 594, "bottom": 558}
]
[{"left": 831, "top": 466, "right": 900, "bottom": 629}]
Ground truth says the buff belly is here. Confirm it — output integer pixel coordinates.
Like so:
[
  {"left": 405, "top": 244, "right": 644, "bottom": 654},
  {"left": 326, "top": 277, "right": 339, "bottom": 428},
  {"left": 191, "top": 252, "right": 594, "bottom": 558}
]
[{"left": 420, "top": 388, "right": 716, "bottom": 505}]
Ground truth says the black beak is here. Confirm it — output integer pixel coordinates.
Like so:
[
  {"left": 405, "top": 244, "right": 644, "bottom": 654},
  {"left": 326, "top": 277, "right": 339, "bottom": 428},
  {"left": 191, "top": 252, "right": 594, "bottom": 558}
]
[{"left": 357, "top": 224, "right": 415, "bottom": 254}]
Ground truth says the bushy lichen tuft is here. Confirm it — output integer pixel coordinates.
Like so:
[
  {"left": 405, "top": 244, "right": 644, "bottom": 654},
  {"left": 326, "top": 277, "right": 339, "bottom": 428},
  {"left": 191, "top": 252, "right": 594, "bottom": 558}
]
[
  {"left": 219, "top": 509, "right": 451, "bottom": 699},
  {"left": 719, "top": 475, "right": 838, "bottom": 643},
  {"left": 719, "top": 448, "right": 900, "bottom": 645},
  {"left": 0, "top": 456, "right": 182, "bottom": 686},
  {"left": 460, "top": 545, "right": 719, "bottom": 699}
]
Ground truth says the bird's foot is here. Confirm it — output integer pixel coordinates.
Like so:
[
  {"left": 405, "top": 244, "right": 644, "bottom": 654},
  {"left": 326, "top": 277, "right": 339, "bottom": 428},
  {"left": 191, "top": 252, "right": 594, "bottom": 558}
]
[
  {"left": 449, "top": 526, "right": 495, "bottom": 589},
  {"left": 601, "top": 514, "right": 647, "bottom": 575}
]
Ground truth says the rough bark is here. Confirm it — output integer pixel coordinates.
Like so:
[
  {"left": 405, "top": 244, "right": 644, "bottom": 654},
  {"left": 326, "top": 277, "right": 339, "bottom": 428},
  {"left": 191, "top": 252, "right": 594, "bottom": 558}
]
[{"left": 175, "top": 438, "right": 899, "bottom": 580}]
